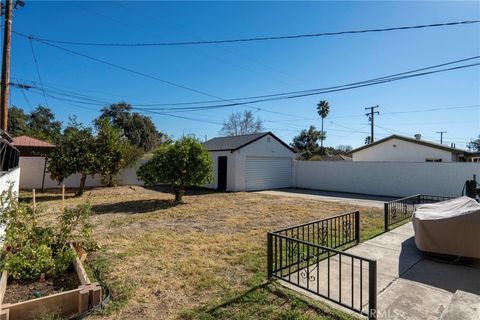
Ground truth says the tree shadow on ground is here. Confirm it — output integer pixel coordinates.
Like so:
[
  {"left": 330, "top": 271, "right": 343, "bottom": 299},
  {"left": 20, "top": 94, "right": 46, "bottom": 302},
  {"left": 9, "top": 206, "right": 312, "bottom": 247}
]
[
  {"left": 19, "top": 194, "right": 77, "bottom": 203},
  {"left": 187, "top": 282, "right": 348, "bottom": 319},
  {"left": 92, "top": 199, "right": 179, "bottom": 215},
  {"left": 144, "top": 185, "right": 224, "bottom": 197}
]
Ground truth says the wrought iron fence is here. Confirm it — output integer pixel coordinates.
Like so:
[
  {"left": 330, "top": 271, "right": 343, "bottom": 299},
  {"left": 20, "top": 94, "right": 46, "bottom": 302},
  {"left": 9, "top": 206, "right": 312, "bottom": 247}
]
[
  {"left": 0, "top": 137, "right": 19, "bottom": 172},
  {"left": 267, "top": 233, "right": 377, "bottom": 318},
  {"left": 273, "top": 211, "right": 360, "bottom": 250},
  {"left": 267, "top": 211, "right": 378, "bottom": 319},
  {"left": 384, "top": 194, "right": 454, "bottom": 231}
]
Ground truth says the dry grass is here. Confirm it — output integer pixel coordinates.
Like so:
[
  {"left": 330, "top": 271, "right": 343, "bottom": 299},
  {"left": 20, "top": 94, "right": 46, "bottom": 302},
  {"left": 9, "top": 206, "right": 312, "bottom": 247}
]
[{"left": 21, "top": 186, "right": 383, "bottom": 320}]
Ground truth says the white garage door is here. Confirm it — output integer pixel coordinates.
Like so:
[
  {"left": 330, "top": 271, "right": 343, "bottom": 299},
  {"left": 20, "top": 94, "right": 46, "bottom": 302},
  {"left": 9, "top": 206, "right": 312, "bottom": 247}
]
[{"left": 245, "top": 157, "right": 293, "bottom": 191}]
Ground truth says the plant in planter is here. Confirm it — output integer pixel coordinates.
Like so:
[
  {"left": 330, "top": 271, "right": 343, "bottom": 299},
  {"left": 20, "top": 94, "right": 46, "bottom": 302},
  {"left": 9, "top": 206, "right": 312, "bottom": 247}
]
[{"left": 0, "top": 186, "right": 97, "bottom": 281}]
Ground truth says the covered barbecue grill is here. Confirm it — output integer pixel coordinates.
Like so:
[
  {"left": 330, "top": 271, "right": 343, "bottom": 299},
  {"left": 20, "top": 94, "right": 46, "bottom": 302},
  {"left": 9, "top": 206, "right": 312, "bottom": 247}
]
[{"left": 412, "top": 196, "right": 480, "bottom": 259}]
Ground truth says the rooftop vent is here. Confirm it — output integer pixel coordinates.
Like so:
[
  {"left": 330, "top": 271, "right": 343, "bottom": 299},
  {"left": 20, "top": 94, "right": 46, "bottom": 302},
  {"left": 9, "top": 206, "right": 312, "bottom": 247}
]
[{"left": 414, "top": 134, "right": 422, "bottom": 140}]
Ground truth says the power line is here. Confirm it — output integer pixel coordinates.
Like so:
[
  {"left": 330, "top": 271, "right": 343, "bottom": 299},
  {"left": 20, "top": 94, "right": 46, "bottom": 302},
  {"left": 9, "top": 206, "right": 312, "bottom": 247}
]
[
  {"left": 22, "top": 20, "right": 480, "bottom": 47},
  {"left": 28, "top": 37, "right": 49, "bottom": 107}
]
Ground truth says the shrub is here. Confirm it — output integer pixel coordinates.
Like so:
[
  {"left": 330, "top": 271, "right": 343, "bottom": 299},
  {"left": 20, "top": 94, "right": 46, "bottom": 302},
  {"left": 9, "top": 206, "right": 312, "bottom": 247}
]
[
  {"left": 0, "top": 186, "right": 96, "bottom": 280},
  {"left": 137, "top": 137, "right": 213, "bottom": 202}
]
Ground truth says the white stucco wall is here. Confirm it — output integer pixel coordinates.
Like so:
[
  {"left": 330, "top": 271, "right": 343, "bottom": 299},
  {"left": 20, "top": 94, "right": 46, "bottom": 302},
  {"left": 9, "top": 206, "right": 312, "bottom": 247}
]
[
  {"left": 0, "top": 167, "right": 20, "bottom": 196},
  {"left": 295, "top": 161, "right": 480, "bottom": 197},
  {"left": 207, "top": 134, "right": 296, "bottom": 191},
  {"left": 205, "top": 150, "right": 237, "bottom": 191},
  {"left": 18, "top": 157, "right": 144, "bottom": 190},
  {"left": 352, "top": 138, "right": 458, "bottom": 162}
]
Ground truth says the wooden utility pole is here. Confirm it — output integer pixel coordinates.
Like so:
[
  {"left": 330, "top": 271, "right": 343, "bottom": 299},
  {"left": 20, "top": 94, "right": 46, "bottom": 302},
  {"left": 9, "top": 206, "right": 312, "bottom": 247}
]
[
  {"left": 0, "top": 0, "right": 13, "bottom": 131},
  {"left": 365, "top": 105, "right": 379, "bottom": 143}
]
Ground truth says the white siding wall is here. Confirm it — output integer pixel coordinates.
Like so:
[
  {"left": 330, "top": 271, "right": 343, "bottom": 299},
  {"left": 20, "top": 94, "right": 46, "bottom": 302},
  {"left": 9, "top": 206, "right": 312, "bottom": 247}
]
[
  {"left": 18, "top": 157, "right": 145, "bottom": 190},
  {"left": 295, "top": 161, "right": 480, "bottom": 197},
  {"left": 352, "top": 138, "right": 457, "bottom": 162}
]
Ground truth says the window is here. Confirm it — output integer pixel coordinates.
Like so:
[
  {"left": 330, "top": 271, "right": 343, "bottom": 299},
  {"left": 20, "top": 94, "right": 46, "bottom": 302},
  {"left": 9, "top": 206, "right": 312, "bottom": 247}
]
[{"left": 425, "top": 158, "right": 442, "bottom": 162}]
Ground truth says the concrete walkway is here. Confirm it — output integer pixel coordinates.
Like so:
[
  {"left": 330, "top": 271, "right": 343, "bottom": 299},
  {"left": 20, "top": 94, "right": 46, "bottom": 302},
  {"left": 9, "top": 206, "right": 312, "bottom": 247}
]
[
  {"left": 257, "top": 188, "right": 396, "bottom": 208},
  {"left": 280, "top": 223, "right": 480, "bottom": 319}
]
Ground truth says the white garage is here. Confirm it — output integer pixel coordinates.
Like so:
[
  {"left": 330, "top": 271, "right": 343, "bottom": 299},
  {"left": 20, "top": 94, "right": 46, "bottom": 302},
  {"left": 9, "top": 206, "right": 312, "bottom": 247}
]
[{"left": 203, "top": 132, "right": 296, "bottom": 192}]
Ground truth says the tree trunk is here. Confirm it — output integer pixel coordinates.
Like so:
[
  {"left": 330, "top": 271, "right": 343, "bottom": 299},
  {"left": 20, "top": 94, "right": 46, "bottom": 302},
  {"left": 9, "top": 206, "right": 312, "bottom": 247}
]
[
  {"left": 77, "top": 174, "right": 87, "bottom": 196},
  {"left": 320, "top": 117, "right": 324, "bottom": 155},
  {"left": 174, "top": 188, "right": 185, "bottom": 203}
]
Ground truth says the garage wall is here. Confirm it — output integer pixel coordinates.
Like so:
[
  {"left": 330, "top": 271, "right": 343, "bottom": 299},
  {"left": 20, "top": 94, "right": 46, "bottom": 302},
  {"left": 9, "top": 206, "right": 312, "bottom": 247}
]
[
  {"left": 205, "top": 151, "right": 237, "bottom": 191},
  {"left": 295, "top": 161, "right": 480, "bottom": 197}
]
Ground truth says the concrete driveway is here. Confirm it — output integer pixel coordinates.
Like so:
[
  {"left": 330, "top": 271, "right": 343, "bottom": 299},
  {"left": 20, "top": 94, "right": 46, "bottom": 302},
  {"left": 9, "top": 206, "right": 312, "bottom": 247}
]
[{"left": 256, "top": 188, "right": 397, "bottom": 208}]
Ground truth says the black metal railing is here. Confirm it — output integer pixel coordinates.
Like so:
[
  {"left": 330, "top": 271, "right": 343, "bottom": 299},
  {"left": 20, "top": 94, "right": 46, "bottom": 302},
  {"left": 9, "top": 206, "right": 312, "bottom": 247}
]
[
  {"left": 0, "top": 138, "right": 19, "bottom": 172},
  {"left": 267, "top": 212, "right": 378, "bottom": 319},
  {"left": 273, "top": 211, "right": 360, "bottom": 250},
  {"left": 384, "top": 194, "right": 454, "bottom": 231},
  {"left": 267, "top": 233, "right": 377, "bottom": 318}
]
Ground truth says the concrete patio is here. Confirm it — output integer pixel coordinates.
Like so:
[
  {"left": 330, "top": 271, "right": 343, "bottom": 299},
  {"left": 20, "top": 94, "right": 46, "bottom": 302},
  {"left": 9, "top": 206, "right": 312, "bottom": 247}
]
[{"left": 280, "top": 222, "right": 480, "bottom": 319}]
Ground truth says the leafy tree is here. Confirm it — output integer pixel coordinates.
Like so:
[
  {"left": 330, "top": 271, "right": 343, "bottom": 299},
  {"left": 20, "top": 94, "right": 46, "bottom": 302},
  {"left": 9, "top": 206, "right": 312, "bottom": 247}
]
[
  {"left": 467, "top": 135, "right": 480, "bottom": 151},
  {"left": 28, "top": 106, "right": 62, "bottom": 142},
  {"left": 316, "top": 100, "right": 330, "bottom": 154},
  {"left": 7, "top": 106, "right": 29, "bottom": 137},
  {"left": 219, "top": 110, "right": 264, "bottom": 136},
  {"left": 291, "top": 126, "right": 323, "bottom": 159},
  {"left": 98, "top": 102, "right": 168, "bottom": 151},
  {"left": 137, "top": 137, "right": 213, "bottom": 202},
  {"left": 95, "top": 118, "right": 141, "bottom": 186},
  {"left": 48, "top": 120, "right": 97, "bottom": 196}
]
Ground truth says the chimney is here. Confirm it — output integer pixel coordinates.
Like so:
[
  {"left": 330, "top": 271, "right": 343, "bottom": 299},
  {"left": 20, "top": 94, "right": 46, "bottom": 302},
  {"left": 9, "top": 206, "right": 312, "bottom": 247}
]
[{"left": 414, "top": 134, "right": 421, "bottom": 140}]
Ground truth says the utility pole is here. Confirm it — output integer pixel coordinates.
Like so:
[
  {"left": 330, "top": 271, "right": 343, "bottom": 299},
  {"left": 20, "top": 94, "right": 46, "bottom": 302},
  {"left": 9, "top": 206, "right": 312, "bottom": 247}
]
[
  {"left": 0, "top": 0, "right": 13, "bottom": 131},
  {"left": 365, "top": 105, "right": 379, "bottom": 143},
  {"left": 436, "top": 131, "right": 447, "bottom": 144}
]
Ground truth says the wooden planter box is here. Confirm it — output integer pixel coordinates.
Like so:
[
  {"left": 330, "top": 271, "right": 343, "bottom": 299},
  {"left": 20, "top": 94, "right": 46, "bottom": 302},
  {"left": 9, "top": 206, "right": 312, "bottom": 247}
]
[{"left": 0, "top": 245, "right": 102, "bottom": 320}]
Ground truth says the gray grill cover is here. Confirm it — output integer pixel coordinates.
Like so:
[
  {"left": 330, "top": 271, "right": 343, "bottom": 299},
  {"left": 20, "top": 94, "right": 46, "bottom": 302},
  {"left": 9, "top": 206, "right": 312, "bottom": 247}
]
[{"left": 412, "top": 196, "right": 480, "bottom": 258}]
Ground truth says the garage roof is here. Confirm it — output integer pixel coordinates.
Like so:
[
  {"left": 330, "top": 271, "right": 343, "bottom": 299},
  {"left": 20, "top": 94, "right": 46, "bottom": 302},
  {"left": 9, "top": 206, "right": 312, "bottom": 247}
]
[{"left": 203, "top": 132, "right": 296, "bottom": 153}]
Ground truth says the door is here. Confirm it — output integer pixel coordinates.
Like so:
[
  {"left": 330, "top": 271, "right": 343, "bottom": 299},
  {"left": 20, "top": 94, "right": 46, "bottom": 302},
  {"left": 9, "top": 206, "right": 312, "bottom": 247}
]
[
  {"left": 217, "top": 156, "right": 227, "bottom": 191},
  {"left": 245, "top": 157, "right": 293, "bottom": 191}
]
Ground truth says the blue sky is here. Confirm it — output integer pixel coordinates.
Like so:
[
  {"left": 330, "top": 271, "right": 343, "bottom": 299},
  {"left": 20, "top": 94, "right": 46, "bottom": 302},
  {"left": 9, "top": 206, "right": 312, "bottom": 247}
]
[{"left": 7, "top": 1, "right": 480, "bottom": 149}]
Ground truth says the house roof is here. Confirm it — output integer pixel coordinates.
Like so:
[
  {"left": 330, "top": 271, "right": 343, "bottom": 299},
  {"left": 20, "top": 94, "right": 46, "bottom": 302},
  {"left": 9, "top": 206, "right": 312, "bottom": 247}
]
[
  {"left": 312, "top": 154, "right": 352, "bottom": 161},
  {"left": 350, "top": 134, "right": 470, "bottom": 155},
  {"left": 203, "top": 132, "right": 296, "bottom": 153},
  {"left": 12, "top": 136, "right": 55, "bottom": 148}
]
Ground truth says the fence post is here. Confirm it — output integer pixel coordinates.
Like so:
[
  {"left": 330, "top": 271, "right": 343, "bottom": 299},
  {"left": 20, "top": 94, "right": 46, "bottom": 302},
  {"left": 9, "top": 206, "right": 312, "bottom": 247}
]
[
  {"left": 368, "top": 260, "right": 377, "bottom": 320},
  {"left": 267, "top": 233, "right": 273, "bottom": 280},
  {"left": 355, "top": 211, "right": 360, "bottom": 244},
  {"left": 383, "top": 203, "right": 389, "bottom": 232}
]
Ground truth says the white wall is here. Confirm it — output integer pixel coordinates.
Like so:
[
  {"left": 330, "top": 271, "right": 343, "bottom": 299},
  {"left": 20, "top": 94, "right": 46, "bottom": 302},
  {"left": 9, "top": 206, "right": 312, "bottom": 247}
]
[
  {"left": 205, "top": 151, "right": 237, "bottom": 191},
  {"left": 295, "top": 161, "right": 480, "bottom": 197},
  {"left": 19, "top": 157, "right": 145, "bottom": 190},
  {"left": 352, "top": 138, "right": 457, "bottom": 162},
  {"left": 0, "top": 167, "right": 20, "bottom": 196}
]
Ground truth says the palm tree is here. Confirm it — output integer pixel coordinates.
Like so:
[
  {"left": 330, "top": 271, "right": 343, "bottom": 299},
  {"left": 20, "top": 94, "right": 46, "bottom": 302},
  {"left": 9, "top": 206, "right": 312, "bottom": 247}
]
[{"left": 316, "top": 100, "right": 330, "bottom": 154}]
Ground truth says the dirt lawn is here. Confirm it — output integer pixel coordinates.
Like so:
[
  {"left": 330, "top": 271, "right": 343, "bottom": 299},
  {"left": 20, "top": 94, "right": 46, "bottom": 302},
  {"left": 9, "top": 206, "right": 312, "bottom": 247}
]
[{"left": 21, "top": 186, "right": 384, "bottom": 319}]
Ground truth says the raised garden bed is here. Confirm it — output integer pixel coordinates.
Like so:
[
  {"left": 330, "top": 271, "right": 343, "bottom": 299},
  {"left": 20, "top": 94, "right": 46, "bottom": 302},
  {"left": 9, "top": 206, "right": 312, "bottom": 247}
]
[{"left": 0, "top": 244, "right": 102, "bottom": 320}]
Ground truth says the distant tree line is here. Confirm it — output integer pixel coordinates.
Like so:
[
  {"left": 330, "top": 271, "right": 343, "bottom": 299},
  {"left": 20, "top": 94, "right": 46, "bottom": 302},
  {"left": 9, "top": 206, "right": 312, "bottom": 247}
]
[{"left": 8, "top": 102, "right": 171, "bottom": 195}]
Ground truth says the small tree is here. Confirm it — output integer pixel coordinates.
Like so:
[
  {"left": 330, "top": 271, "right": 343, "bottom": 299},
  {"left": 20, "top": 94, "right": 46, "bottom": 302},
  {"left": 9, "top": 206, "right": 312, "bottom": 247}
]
[
  {"left": 95, "top": 118, "right": 141, "bottom": 186},
  {"left": 291, "top": 126, "right": 322, "bottom": 159},
  {"left": 219, "top": 110, "right": 263, "bottom": 136},
  {"left": 137, "top": 137, "right": 213, "bottom": 202},
  {"left": 467, "top": 135, "right": 480, "bottom": 151},
  {"left": 48, "top": 121, "right": 97, "bottom": 196}
]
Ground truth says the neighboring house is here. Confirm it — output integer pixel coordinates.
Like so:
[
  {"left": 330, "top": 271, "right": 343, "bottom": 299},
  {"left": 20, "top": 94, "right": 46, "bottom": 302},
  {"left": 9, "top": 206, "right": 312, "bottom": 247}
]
[
  {"left": 310, "top": 154, "right": 352, "bottom": 161},
  {"left": 12, "top": 135, "right": 55, "bottom": 156},
  {"left": 203, "top": 132, "right": 296, "bottom": 191},
  {"left": 350, "top": 134, "right": 472, "bottom": 162}
]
